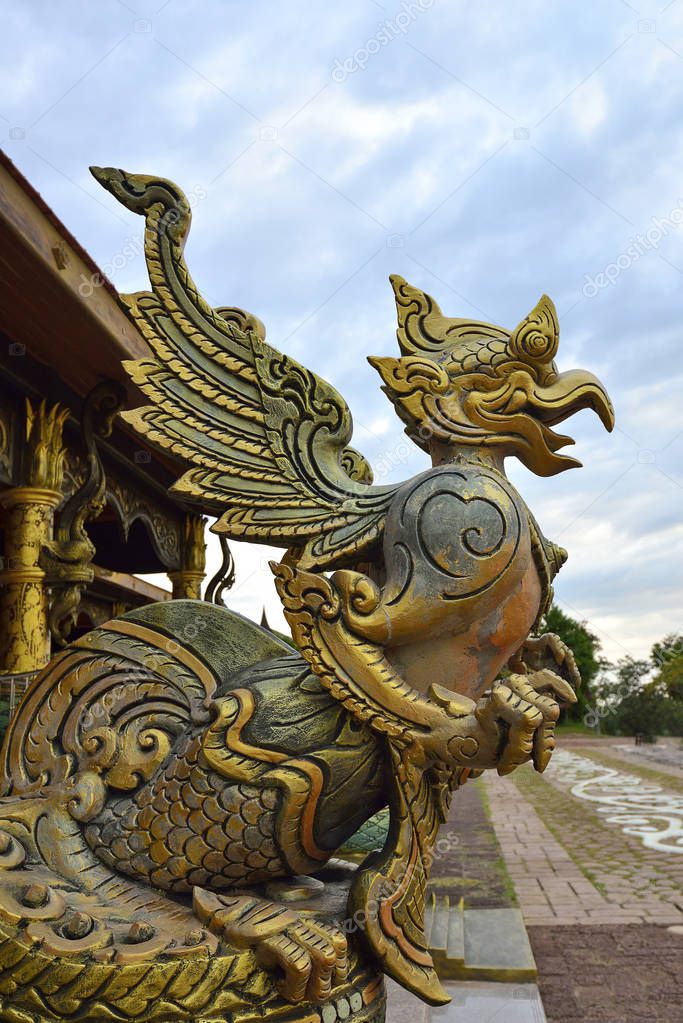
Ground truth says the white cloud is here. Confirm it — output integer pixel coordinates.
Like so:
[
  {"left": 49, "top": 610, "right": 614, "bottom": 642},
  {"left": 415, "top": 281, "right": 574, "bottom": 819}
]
[{"left": 569, "top": 79, "right": 609, "bottom": 138}]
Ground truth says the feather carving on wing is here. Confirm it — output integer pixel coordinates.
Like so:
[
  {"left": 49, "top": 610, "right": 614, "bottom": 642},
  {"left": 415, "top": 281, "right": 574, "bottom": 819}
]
[{"left": 91, "top": 168, "right": 398, "bottom": 569}]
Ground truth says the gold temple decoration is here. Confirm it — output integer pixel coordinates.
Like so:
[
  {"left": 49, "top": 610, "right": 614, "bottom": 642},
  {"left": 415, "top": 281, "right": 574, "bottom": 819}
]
[
  {"left": 21, "top": 399, "right": 69, "bottom": 492},
  {"left": 41, "top": 381, "right": 126, "bottom": 644},
  {"left": 0, "top": 168, "right": 614, "bottom": 1022},
  {"left": 204, "top": 533, "right": 236, "bottom": 606},
  {"left": 169, "top": 513, "right": 207, "bottom": 599},
  {"left": 0, "top": 400, "right": 68, "bottom": 674}
]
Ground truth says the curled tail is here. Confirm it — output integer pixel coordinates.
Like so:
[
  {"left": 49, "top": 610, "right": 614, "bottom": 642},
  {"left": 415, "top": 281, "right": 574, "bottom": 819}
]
[
  {"left": 0, "top": 604, "right": 387, "bottom": 1022},
  {"left": 1, "top": 600, "right": 288, "bottom": 797}
]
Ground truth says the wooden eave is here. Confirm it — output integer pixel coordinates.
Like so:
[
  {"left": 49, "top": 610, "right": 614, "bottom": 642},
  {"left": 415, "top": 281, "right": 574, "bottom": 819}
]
[
  {"left": 0, "top": 149, "right": 149, "bottom": 398},
  {"left": 0, "top": 150, "right": 188, "bottom": 491}
]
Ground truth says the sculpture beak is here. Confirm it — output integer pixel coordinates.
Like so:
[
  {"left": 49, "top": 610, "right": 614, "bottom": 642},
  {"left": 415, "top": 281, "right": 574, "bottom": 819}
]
[
  {"left": 528, "top": 368, "right": 615, "bottom": 433},
  {"left": 483, "top": 365, "right": 615, "bottom": 474}
]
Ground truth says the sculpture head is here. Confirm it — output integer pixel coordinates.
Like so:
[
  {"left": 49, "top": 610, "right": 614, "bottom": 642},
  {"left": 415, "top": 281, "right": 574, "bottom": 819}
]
[{"left": 369, "top": 276, "right": 614, "bottom": 476}]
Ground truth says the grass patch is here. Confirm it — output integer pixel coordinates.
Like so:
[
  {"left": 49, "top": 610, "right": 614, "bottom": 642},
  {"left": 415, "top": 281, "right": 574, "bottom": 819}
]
[
  {"left": 495, "top": 855, "right": 519, "bottom": 905},
  {"left": 556, "top": 719, "right": 599, "bottom": 735},
  {"left": 0, "top": 699, "right": 9, "bottom": 747},
  {"left": 476, "top": 778, "right": 519, "bottom": 906}
]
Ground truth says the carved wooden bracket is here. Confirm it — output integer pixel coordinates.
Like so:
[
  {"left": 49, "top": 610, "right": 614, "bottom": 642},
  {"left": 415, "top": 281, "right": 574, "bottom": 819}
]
[{"left": 204, "top": 533, "right": 236, "bottom": 607}]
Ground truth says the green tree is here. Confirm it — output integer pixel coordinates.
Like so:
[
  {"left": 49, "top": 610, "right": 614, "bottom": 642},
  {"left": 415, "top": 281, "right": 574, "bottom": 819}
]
[
  {"left": 541, "top": 605, "right": 605, "bottom": 721},
  {"left": 648, "top": 638, "right": 683, "bottom": 702},
  {"left": 599, "top": 656, "right": 683, "bottom": 738},
  {"left": 651, "top": 633, "right": 683, "bottom": 668}
]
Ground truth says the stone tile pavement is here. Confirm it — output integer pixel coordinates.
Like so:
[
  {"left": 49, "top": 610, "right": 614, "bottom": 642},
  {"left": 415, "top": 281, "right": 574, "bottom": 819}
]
[
  {"left": 482, "top": 772, "right": 629, "bottom": 925},
  {"left": 429, "top": 773, "right": 515, "bottom": 907},
  {"left": 483, "top": 758, "right": 683, "bottom": 926},
  {"left": 525, "top": 924, "right": 683, "bottom": 1023},
  {"left": 479, "top": 742, "right": 683, "bottom": 1023},
  {"left": 383, "top": 741, "right": 683, "bottom": 1022},
  {"left": 570, "top": 740, "right": 683, "bottom": 785},
  {"left": 564, "top": 735, "right": 683, "bottom": 782}
]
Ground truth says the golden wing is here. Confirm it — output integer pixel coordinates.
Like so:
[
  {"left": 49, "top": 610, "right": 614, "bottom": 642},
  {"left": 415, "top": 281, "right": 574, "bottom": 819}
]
[{"left": 91, "top": 167, "right": 398, "bottom": 569}]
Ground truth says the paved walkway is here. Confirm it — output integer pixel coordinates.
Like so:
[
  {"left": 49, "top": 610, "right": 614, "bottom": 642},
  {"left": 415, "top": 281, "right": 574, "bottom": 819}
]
[
  {"left": 383, "top": 739, "right": 683, "bottom": 1023},
  {"left": 483, "top": 750, "right": 683, "bottom": 925},
  {"left": 429, "top": 774, "right": 515, "bottom": 907},
  {"left": 482, "top": 772, "right": 626, "bottom": 925},
  {"left": 482, "top": 739, "right": 683, "bottom": 1023},
  {"left": 563, "top": 734, "right": 683, "bottom": 782}
]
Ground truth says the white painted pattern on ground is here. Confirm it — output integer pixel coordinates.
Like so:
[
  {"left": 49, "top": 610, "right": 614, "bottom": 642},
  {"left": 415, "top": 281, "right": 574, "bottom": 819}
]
[{"left": 546, "top": 750, "right": 683, "bottom": 855}]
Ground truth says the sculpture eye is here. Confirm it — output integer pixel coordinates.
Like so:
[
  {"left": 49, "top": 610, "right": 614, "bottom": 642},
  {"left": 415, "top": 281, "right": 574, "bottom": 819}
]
[
  {"left": 509, "top": 295, "right": 559, "bottom": 364},
  {"left": 516, "top": 325, "right": 554, "bottom": 360}
]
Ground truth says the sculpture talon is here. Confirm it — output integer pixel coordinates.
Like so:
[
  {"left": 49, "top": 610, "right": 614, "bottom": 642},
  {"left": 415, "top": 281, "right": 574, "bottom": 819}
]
[
  {"left": 0, "top": 168, "right": 613, "bottom": 1022},
  {"left": 193, "top": 888, "right": 348, "bottom": 1003},
  {"left": 510, "top": 632, "right": 582, "bottom": 693}
]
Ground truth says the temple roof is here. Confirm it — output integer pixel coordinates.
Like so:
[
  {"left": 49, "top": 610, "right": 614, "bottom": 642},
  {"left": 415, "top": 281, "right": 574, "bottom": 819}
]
[{"left": 0, "top": 149, "right": 149, "bottom": 399}]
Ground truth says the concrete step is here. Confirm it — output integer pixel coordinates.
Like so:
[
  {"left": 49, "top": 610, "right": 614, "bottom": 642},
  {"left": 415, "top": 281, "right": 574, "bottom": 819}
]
[
  {"left": 426, "top": 893, "right": 465, "bottom": 975},
  {"left": 432, "top": 981, "right": 547, "bottom": 1022},
  {"left": 462, "top": 908, "right": 537, "bottom": 982},
  {"left": 385, "top": 979, "right": 547, "bottom": 1023},
  {"left": 427, "top": 898, "right": 537, "bottom": 983},
  {"left": 447, "top": 898, "right": 465, "bottom": 964}
]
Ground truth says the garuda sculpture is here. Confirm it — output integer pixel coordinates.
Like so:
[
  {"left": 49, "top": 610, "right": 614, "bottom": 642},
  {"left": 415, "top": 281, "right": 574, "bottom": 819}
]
[{"left": 0, "top": 169, "right": 614, "bottom": 1023}]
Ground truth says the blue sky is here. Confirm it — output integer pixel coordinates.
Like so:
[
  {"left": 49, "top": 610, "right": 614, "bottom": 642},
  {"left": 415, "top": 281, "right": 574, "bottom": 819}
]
[{"left": 2, "top": 0, "right": 683, "bottom": 663}]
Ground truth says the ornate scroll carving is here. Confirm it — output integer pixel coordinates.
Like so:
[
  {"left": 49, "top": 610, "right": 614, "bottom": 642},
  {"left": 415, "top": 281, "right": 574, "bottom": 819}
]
[
  {"left": 105, "top": 472, "right": 182, "bottom": 567},
  {"left": 61, "top": 443, "right": 185, "bottom": 573}
]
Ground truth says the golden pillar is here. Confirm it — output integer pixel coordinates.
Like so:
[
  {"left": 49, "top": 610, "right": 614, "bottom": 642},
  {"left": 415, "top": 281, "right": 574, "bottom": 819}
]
[
  {"left": 169, "top": 514, "right": 206, "bottom": 599},
  {"left": 0, "top": 402, "right": 68, "bottom": 673}
]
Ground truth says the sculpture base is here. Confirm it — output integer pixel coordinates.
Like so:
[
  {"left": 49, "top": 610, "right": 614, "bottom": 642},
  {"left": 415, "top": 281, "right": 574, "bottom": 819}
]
[{"left": 0, "top": 847, "right": 386, "bottom": 1023}]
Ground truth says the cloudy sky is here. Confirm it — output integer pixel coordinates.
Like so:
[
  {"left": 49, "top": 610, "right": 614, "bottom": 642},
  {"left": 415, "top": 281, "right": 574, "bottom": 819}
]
[{"left": 2, "top": 0, "right": 683, "bottom": 664}]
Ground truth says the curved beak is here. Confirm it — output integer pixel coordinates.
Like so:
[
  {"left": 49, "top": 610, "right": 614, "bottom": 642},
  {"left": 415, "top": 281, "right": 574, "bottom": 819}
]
[{"left": 529, "top": 368, "right": 615, "bottom": 433}]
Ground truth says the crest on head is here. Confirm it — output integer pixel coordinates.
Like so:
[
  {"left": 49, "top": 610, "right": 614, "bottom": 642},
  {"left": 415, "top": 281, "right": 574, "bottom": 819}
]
[{"left": 370, "top": 276, "right": 614, "bottom": 476}]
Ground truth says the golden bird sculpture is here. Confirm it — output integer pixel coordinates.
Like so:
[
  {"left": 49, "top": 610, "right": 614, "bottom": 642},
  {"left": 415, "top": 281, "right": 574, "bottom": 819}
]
[{"left": 0, "top": 169, "right": 613, "bottom": 1023}]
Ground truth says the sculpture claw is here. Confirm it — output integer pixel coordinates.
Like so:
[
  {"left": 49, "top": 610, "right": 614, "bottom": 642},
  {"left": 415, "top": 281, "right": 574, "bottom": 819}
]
[
  {"left": 510, "top": 633, "right": 582, "bottom": 696},
  {"left": 473, "top": 671, "right": 562, "bottom": 777},
  {"left": 257, "top": 918, "right": 348, "bottom": 1003},
  {"left": 192, "top": 889, "right": 348, "bottom": 1004}
]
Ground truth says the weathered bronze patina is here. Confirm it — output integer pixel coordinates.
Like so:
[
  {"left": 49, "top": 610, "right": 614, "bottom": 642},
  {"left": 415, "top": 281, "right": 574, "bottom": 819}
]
[{"left": 0, "top": 169, "right": 614, "bottom": 1022}]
